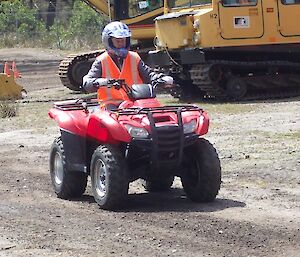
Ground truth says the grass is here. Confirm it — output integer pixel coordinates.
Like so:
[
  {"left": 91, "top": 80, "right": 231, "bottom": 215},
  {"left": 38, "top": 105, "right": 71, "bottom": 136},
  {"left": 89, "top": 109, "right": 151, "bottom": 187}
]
[
  {"left": 0, "top": 101, "right": 53, "bottom": 133},
  {"left": 1, "top": 89, "right": 298, "bottom": 140},
  {"left": 249, "top": 130, "right": 300, "bottom": 140},
  {"left": 27, "top": 87, "right": 88, "bottom": 102},
  {"left": 0, "top": 88, "right": 96, "bottom": 134}
]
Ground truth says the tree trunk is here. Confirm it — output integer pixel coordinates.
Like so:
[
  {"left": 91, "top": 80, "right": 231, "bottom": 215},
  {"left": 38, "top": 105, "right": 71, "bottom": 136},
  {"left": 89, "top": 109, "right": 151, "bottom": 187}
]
[{"left": 46, "top": 0, "right": 57, "bottom": 30}]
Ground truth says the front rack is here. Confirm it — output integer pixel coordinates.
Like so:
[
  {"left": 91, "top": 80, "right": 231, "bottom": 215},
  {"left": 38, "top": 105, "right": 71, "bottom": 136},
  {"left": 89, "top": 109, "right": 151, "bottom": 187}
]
[
  {"left": 118, "top": 105, "right": 203, "bottom": 169},
  {"left": 113, "top": 105, "right": 202, "bottom": 115},
  {"left": 53, "top": 97, "right": 203, "bottom": 116}
]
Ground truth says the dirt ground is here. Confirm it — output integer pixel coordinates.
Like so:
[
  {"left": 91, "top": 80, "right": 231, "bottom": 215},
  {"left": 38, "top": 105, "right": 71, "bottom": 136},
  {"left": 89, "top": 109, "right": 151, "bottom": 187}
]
[{"left": 0, "top": 48, "right": 299, "bottom": 257}]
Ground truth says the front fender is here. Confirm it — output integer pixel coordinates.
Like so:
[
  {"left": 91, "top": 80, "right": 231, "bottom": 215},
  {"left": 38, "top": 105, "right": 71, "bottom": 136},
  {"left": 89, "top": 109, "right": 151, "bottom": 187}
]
[
  {"left": 197, "top": 111, "right": 209, "bottom": 136},
  {"left": 48, "top": 108, "right": 88, "bottom": 137},
  {"left": 87, "top": 112, "right": 131, "bottom": 143}
]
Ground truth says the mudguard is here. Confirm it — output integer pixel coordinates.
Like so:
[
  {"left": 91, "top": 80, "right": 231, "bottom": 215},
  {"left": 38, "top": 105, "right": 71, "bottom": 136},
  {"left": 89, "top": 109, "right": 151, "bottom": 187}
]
[
  {"left": 48, "top": 107, "right": 131, "bottom": 144},
  {"left": 197, "top": 111, "right": 209, "bottom": 136}
]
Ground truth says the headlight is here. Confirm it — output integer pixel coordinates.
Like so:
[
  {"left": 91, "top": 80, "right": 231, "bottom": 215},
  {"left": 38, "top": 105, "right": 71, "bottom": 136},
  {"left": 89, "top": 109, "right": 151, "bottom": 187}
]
[
  {"left": 124, "top": 124, "right": 149, "bottom": 138},
  {"left": 183, "top": 120, "right": 197, "bottom": 134}
]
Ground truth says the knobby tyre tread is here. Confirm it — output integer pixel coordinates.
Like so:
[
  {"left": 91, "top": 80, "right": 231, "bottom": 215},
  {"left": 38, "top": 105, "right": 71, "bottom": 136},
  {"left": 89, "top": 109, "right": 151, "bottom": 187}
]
[{"left": 50, "top": 137, "right": 87, "bottom": 199}]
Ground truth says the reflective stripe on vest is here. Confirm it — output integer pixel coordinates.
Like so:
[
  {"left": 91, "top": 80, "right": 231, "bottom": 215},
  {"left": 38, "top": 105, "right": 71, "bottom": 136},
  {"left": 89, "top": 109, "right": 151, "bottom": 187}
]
[
  {"left": 97, "top": 51, "right": 143, "bottom": 102},
  {"left": 100, "top": 57, "right": 112, "bottom": 100}
]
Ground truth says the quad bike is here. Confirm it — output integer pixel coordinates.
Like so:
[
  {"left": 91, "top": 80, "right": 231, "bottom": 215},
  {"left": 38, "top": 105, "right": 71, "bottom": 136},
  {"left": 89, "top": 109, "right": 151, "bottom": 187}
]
[{"left": 49, "top": 79, "right": 221, "bottom": 210}]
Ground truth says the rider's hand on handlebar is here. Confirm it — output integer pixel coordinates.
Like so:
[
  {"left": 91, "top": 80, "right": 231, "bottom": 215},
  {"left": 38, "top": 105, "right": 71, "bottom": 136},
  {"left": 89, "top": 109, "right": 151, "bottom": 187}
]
[
  {"left": 107, "top": 79, "right": 124, "bottom": 90},
  {"left": 94, "top": 78, "right": 110, "bottom": 87},
  {"left": 152, "top": 76, "right": 174, "bottom": 88},
  {"left": 112, "top": 80, "right": 122, "bottom": 90},
  {"left": 94, "top": 78, "right": 123, "bottom": 90},
  {"left": 161, "top": 76, "right": 173, "bottom": 85}
]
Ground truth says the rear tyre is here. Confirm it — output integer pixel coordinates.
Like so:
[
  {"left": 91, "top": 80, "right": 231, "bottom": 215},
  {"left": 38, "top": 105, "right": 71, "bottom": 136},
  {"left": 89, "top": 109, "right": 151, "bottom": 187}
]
[
  {"left": 143, "top": 176, "right": 174, "bottom": 192},
  {"left": 49, "top": 137, "right": 88, "bottom": 199},
  {"left": 181, "top": 138, "right": 221, "bottom": 202},
  {"left": 90, "top": 145, "right": 129, "bottom": 210}
]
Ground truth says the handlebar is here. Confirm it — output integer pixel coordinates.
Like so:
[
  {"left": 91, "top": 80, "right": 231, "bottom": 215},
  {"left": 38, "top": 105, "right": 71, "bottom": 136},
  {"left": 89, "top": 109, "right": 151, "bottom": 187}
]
[{"left": 106, "top": 79, "right": 124, "bottom": 89}]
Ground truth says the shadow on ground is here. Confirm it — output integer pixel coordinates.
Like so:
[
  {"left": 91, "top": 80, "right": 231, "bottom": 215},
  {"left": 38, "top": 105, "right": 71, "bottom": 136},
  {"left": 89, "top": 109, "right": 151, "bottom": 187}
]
[{"left": 75, "top": 188, "right": 245, "bottom": 213}]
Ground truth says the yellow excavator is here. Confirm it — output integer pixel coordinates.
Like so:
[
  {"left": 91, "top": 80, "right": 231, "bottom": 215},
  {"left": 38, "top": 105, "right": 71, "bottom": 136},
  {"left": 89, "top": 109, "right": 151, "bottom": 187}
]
[
  {"left": 150, "top": 0, "right": 300, "bottom": 100},
  {"left": 60, "top": 0, "right": 300, "bottom": 100}
]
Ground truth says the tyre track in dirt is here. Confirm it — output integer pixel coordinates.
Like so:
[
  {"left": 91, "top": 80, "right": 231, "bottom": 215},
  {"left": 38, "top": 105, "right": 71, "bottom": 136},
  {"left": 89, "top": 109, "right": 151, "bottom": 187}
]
[{"left": 0, "top": 128, "right": 299, "bottom": 257}]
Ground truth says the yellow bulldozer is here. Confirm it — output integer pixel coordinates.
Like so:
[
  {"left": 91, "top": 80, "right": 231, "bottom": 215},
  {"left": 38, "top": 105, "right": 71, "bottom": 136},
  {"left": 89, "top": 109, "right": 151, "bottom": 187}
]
[
  {"left": 59, "top": 0, "right": 300, "bottom": 100},
  {"left": 0, "top": 62, "right": 25, "bottom": 100}
]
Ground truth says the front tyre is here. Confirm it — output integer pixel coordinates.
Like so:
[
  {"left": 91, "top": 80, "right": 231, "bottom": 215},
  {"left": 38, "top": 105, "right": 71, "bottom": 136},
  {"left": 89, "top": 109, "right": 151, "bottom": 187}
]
[
  {"left": 181, "top": 138, "right": 221, "bottom": 202},
  {"left": 90, "top": 145, "right": 129, "bottom": 210},
  {"left": 49, "top": 137, "right": 87, "bottom": 199}
]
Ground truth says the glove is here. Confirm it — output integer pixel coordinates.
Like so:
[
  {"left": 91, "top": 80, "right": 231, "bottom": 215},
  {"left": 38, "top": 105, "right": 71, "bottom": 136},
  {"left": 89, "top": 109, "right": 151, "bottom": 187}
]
[
  {"left": 152, "top": 75, "right": 174, "bottom": 88},
  {"left": 94, "top": 78, "right": 109, "bottom": 87},
  {"left": 161, "top": 76, "right": 173, "bottom": 85},
  {"left": 112, "top": 80, "right": 122, "bottom": 90}
]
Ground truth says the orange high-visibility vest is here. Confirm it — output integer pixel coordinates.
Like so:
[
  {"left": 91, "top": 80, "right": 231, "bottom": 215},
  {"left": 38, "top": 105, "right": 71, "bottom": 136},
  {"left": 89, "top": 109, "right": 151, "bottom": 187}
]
[{"left": 97, "top": 51, "right": 143, "bottom": 101}]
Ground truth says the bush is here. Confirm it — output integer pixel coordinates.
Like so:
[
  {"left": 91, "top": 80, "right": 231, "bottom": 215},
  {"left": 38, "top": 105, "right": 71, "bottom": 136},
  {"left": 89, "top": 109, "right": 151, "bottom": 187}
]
[{"left": 0, "top": 101, "right": 18, "bottom": 118}]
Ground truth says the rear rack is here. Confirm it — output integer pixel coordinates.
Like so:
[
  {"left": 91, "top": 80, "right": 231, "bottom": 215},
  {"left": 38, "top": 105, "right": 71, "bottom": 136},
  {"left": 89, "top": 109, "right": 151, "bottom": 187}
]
[{"left": 53, "top": 99, "right": 99, "bottom": 111}]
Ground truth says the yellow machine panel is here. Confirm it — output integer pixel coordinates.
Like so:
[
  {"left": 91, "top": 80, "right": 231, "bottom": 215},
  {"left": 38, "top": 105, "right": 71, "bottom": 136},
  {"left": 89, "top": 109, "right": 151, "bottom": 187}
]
[
  {"left": 277, "top": 2, "right": 300, "bottom": 36},
  {"left": 218, "top": 2, "right": 264, "bottom": 39},
  {"left": 155, "top": 0, "right": 300, "bottom": 49},
  {"left": 0, "top": 74, "right": 24, "bottom": 100},
  {"left": 155, "top": 14, "right": 194, "bottom": 49}
]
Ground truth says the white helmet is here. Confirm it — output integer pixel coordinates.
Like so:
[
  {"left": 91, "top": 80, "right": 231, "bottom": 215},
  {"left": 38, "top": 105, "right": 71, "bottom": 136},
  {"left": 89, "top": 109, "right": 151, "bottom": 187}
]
[{"left": 102, "top": 21, "right": 131, "bottom": 58}]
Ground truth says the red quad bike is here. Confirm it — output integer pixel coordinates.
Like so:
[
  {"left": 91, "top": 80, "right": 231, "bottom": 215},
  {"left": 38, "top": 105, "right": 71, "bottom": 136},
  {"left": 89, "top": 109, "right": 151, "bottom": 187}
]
[{"left": 49, "top": 79, "right": 221, "bottom": 210}]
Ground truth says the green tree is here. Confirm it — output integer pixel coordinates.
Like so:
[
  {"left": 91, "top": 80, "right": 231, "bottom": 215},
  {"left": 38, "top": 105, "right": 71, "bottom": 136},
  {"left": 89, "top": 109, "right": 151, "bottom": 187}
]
[
  {"left": 67, "top": 0, "right": 108, "bottom": 46},
  {"left": 0, "top": 0, "right": 46, "bottom": 46}
]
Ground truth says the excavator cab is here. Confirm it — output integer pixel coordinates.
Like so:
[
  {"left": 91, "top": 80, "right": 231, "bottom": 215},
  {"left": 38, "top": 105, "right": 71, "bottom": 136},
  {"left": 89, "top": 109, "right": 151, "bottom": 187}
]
[
  {"left": 113, "top": 0, "right": 164, "bottom": 42},
  {"left": 114, "top": 0, "right": 163, "bottom": 19}
]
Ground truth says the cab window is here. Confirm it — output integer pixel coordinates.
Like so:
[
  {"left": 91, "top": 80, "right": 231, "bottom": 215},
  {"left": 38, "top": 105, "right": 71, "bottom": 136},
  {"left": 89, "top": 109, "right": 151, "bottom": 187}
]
[
  {"left": 168, "top": 0, "right": 211, "bottom": 8},
  {"left": 281, "top": 0, "right": 300, "bottom": 4},
  {"left": 128, "top": 0, "right": 163, "bottom": 17},
  {"left": 222, "top": 0, "right": 257, "bottom": 6}
]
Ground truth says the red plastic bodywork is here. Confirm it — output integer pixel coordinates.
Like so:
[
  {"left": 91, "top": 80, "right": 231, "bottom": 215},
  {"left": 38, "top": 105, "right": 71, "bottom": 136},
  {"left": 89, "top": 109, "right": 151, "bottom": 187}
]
[{"left": 48, "top": 98, "right": 210, "bottom": 144}]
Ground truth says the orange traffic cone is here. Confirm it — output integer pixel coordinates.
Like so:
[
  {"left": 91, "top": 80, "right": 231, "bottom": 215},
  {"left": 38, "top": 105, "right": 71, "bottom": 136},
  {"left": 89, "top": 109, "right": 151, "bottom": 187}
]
[
  {"left": 4, "top": 61, "right": 11, "bottom": 76},
  {"left": 12, "top": 61, "right": 21, "bottom": 78}
]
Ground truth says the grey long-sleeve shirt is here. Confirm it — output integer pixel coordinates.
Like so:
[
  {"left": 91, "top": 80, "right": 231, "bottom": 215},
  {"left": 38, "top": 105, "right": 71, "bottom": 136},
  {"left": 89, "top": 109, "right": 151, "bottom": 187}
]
[{"left": 82, "top": 53, "right": 164, "bottom": 93}]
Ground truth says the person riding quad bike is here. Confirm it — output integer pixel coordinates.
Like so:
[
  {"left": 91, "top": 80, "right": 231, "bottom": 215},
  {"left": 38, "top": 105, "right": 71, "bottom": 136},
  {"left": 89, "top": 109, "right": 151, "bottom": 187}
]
[
  {"left": 48, "top": 22, "right": 221, "bottom": 211},
  {"left": 82, "top": 21, "right": 173, "bottom": 104}
]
